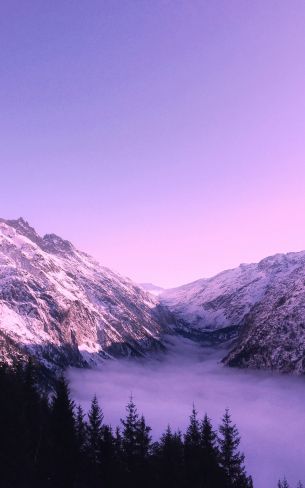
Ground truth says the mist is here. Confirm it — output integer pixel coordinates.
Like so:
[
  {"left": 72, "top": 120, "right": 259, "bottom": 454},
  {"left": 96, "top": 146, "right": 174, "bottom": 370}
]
[{"left": 68, "top": 338, "right": 305, "bottom": 488}]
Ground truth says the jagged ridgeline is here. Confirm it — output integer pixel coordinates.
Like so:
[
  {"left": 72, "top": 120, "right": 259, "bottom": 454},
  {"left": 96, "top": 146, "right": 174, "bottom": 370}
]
[
  {"left": 160, "top": 252, "right": 305, "bottom": 374},
  {"left": 1, "top": 217, "right": 305, "bottom": 376},
  {"left": 0, "top": 217, "right": 174, "bottom": 374}
]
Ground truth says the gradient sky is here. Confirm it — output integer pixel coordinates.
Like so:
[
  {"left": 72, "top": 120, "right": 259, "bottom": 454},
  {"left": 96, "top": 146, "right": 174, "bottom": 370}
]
[{"left": 1, "top": 1, "right": 305, "bottom": 288}]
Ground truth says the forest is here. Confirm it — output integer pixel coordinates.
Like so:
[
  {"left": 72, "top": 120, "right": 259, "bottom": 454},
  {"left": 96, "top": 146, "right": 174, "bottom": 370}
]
[{"left": 0, "top": 362, "right": 300, "bottom": 488}]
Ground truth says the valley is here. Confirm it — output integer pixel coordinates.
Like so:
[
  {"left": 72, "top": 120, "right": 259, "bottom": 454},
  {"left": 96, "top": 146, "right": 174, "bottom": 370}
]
[
  {"left": 1, "top": 217, "right": 305, "bottom": 379},
  {"left": 1, "top": 217, "right": 305, "bottom": 487},
  {"left": 69, "top": 338, "right": 305, "bottom": 488}
]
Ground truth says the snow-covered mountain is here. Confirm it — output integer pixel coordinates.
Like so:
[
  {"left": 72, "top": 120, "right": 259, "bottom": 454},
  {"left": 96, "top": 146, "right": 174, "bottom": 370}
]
[
  {"left": 2, "top": 217, "right": 305, "bottom": 375},
  {"left": 139, "top": 283, "right": 165, "bottom": 296},
  {"left": 160, "top": 252, "right": 305, "bottom": 373},
  {"left": 0, "top": 218, "right": 173, "bottom": 373}
]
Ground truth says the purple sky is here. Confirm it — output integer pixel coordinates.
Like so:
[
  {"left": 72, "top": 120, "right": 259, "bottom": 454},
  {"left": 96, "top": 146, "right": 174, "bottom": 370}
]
[{"left": 1, "top": 1, "right": 305, "bottom": 287}]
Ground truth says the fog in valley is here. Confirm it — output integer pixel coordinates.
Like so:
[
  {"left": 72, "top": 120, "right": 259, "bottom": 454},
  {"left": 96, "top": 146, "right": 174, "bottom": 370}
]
[{"left": 68, "top": 338, "right": 305, "bottom": 488}]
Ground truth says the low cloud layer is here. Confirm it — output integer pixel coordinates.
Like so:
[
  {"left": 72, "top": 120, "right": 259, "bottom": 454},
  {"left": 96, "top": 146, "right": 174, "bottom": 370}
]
[{"left": 68, "top": 338, "right": 305, "bottom": 488}]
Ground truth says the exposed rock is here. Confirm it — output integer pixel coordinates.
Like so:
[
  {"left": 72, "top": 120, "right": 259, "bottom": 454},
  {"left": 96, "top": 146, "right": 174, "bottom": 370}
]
[{"left": 0, "top": 218, "right": 173, "bottom": 374}]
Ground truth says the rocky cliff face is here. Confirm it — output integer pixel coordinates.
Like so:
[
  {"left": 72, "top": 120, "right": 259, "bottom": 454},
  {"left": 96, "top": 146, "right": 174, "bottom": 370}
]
[
  {"left": 160, "top": 252, "right": 305, "bottom": 373},
  {"left": 0, "top": 218, "right": 172, "bottom": 373}
]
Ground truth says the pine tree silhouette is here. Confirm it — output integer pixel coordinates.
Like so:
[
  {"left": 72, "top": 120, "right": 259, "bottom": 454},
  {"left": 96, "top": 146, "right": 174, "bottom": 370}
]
[
  {"left": 155, "top": 425, "right": 185, "bottom": 488},
  {"left": 75, "top": 404, "right": 88, "bottom": 486},
  {"left": 135, "top": 414, "right": 153, "bottom": 487},
  {"left": 49, "top": 377, "right": 77, "bottom": 488},
  {"left": 201, "top": 413, "right": 225, "bottom": 487},
  {"left": 120, "top": 396, "right": 154, "bottom": 487},
  {"left": 136, "top": 414, "right": 152, "bottom": 459},
  {"left": 87, "top": 395, "right": 104, "bottom": 486},
  {"left": 121, "top": 395, "right": 139, "bottom": 464},
  {"left": 100, "top": 424, "right": 116, "bottom": 487},
  {"left": 218, "top": 409, "right": 252, "bottom": 488},
  {"left": 0, "top": 361, "right": 286, "bottom": 488},
  {"left": 278, "top": 478, "right": 290, "bottom": 488},
  {"left": 184, "top": 404, "right": 202, "bottom": 486},
  {"left": 75, "top": 404, "right": 87, "bottom": 453}
]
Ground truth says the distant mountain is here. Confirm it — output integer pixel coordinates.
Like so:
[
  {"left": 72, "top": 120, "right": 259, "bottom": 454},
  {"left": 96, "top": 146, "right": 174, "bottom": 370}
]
[
  {"left": 0, "top": 218, "right": 173, "bottom": 374},
  {"left": 139, "top": 283, "right": 165, "bottom": 296},
  {"left": 160, "top": 252, "right": 305, "bottom": 374}
]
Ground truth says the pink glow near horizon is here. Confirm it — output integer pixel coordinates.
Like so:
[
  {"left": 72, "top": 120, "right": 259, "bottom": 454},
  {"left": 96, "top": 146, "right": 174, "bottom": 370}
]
[{"left": 1, "top": 1, "right": 305, "bottom": 287}]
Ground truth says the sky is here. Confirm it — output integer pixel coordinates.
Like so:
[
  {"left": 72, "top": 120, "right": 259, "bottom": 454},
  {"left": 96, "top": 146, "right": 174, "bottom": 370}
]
[{"left": 1, "top": 0, "right": 305, "bottom": 288}]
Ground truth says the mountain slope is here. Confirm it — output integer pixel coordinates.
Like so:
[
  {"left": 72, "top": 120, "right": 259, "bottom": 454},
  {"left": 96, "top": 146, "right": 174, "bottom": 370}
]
[
  {"left": 139, "top": 283, "right": 165, "bottom": 296},
  {"left": 160, "top": 252, "right": 305, "bottom": 373},
  {"left": 0, "top": 218, "right": 172, "bottom": 372},
  {"left": 2, "top": 217, "right": 305, "bottom": 375}
]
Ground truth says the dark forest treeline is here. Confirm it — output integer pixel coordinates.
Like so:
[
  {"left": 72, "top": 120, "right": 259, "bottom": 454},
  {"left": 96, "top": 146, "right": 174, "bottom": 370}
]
[{"left": 0, "top": 362, "right": 299, "bottom": 488}]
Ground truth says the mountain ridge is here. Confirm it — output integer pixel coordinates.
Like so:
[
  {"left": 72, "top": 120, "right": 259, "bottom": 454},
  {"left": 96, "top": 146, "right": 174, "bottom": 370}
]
[
  {"left": 160, "top": 250, "right": 305, "bottom": 373},
  {"left": 1, "top": 216, "right": 305, "bottom": 375},
  {"left": 0, "top": 217, "right": 173, "bottom": 374}
]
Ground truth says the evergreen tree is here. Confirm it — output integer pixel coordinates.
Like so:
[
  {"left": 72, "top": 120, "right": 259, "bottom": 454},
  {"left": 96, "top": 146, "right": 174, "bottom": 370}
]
[
  {"left": 114, "top": 425, "right": 122, "bottom": 455},
  {"left": 49, "top": 377, "right": 77, "bottom": 488},
  {"left": 135, "top": 414, "right": 153, "bottom": 487},
  {"left": 100, "top": 424, "right": 117, "bottom": 487},
  {"left": 121, "top": 396, "right": 153, "bottom": 487},
  {"left": 0, "top": 364, "right": 29, "bottom": 487},
  {"left": 136, "top": 414, "right": 152, "bottom": 459},
  {"left": 75, "top": 405, "right": 87, "bottom": 453},
  {"left": 154, "top": 426, "right": 185, "bottom": 488},
  {"left": 184, "top": 405, "right": 202, "bottom": 487},
  {"left": 0, "top": 362, "right": 264, "bottom": 488},
  {"left": 121, "top": 395, "right": 139, "bottom": 465},
  {"left": 218, "top": 409, "right": 252, "bottom": 488},
  {"left": 201, "top": 413, "right": 218, "bottom": 455},
  {"left": 34, "top": 391, "right": 52, "bottom": 487},
  {"left": 201, "top": 413, "right": 225, "bottom": 487},
  {"left": 87, "top": 395, "right": 104, "bottom": 485},
  {"left": 87, "top": 395, "right": 103, "bottom": 461},
  {"left": 75, "top": 404, "right": 88, "bottom": 487},
  {"left": 113, "top": 426, "right": 125, "bottom": 485},
  {"left": 23, "top": 361, "right": 47, "bottom": 473},
  {"left": 278, "top": 478, "right": 290, "bottom": 488}
]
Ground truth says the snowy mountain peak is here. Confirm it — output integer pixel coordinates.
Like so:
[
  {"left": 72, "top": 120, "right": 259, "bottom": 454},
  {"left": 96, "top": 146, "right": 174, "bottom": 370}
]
[
  {"left": 0, "top": 217, "right": 42, "bottom": 245},
  {"left": 0, "top": 218, "right": 172, "bottom": 373},
  {"left": 139, "top": 283, "right": 165, "bottom": 296},
  {"left": 43, "top": 233, "right": 75, "bottom": 257}
]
